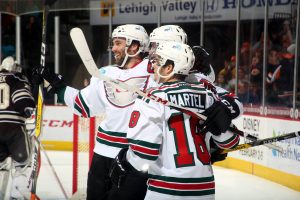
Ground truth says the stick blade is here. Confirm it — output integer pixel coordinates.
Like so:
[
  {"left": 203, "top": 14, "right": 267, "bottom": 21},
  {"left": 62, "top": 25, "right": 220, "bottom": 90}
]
[{"left": 70, "top": 27, "right": 100, "bottom": 78}]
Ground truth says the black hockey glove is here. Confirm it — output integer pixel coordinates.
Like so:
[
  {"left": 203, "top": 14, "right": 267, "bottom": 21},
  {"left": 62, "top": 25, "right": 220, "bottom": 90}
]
[
  {"left": 210, "top": 139, "right": 228, "bottom": 164},
  {"left": 221, "top": 95, "right": 241, "bottom": 119},
  {"left": 201, "top": 101, "right": 232, "bottom": 136},
  {"left": 32, "top": 67, "right": 65, "bottom": 95},
  {"left": 31, "top": 67, "right": 43, "bottom": 86},
  {"left": 211, "top": 150, "right": 227, "bottom": 164},
  {"left": 109, "top": 148, "right": 146, "bottom": 188}
]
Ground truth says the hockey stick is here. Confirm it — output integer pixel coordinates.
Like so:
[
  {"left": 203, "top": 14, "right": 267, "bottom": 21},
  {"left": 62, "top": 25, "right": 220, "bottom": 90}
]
[
  {"left": 30, "top": 136, "right": 41, "bottom": 200},
  {"left": 31, "top": 2, "right": 50, "bottom": 199},
  {"left": 229, "top": 125, "right": 284, "bottom": 153},
  {"left": 221, "top": 131, "right": 300, "bottom": 154},
  {"left": 70, "top": 27, "right": 207, "bottom": 121}
]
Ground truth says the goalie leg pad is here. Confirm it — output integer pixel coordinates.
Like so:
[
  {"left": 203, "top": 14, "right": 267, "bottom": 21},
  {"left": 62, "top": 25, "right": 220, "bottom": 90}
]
[
  {"left": 10, "top": 164, "right": 34, "bottom": 200},
  {"left": 0, "top": 158, "right": 12, "bottom": 200},
  {"left": 10, "top": 136, "right": 38, "bottom": 200}
]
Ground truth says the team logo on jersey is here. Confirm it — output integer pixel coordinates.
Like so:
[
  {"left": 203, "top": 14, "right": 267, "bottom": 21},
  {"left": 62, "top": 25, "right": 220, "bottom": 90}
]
[{"left": 104, "top": 76, "right": 149, "bottom": 107}]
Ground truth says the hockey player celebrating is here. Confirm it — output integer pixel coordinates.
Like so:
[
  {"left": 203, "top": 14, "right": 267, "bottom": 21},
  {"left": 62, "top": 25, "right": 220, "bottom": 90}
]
[
  {"left": 36, "top": 24, "right": 154, "bottom": 200},
  {"left": 148, "top": 26, "right": 243, "bottom": 163},
  {"left": 187, "top": 46, "right": 244, "bottom": 163},
  {"left": 0, "top": 56, "right": 36, "bottom": 199},
  {"left": 109, "top": 41, "right": 240, "bottom": 200}
]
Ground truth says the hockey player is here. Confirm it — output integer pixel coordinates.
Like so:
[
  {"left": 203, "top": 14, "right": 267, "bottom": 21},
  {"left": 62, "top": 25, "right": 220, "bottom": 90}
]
[
  {"left": 187, "top": 46, "right": 244, "bottom": 163},
  {"left": 0, "top": 56, "right": 36, "bottom": 199},
  {"left": 109, "top": 41, "right": 240, "bottom": 200},
  {"left": 36, "top": 24, "right": 154, "bottom": 200},
  {"left": 148, "top": 26, "right": 243, "bottom": 163}
]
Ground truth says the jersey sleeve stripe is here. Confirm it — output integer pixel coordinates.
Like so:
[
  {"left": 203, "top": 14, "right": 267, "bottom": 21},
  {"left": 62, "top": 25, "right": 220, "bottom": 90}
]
[
  {"left": 147, "top": 175, "right": 215, "bottom": 196},
  {"left": 12, "top": 91, "right": 33, "bottom": 103},
  {"left": 96, "top": 127, "right": 129, "bottom": 148},
  {"left": 214, "top": 134, "right": 240, "bottom": 149},
  {"left": 128, "top": 138, "right": 160, "bottom": 149},
  {"left": 97, "top": 131, "right": 128, "bottom": 144},
  {"left": 130, "top": 144, "right": 159, "bottom": 156},
  {"left": 11, "top": 88, "right": 30, "bottom": 96},
  {"left": 131, "top": 151, "right": 158, "bottom": 161},
  {"left": 74, "top": 93, "right": 89, "bottom": 118}
]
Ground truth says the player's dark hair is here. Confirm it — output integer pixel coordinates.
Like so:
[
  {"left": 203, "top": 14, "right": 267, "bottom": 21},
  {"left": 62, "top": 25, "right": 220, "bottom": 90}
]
[{"left": 162, "top": 60, "right": 186, "bottom": 81}]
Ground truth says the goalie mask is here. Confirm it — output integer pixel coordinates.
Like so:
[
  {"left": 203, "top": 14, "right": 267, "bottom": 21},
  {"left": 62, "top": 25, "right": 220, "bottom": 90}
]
[
  {"left": 112, "top": 24, "right": 149, "bottom": 68},
  {"left": 151, "top": 41, "right": 195, "bottom": 80},
  {"left": 149, "top": 25, "right": 187, "bottom": 54},
  {"left": 191, "top": 46, "right": 215, "bottom": 82},
  {"left": 0, "top": 56, "right": 21, "bottom": 73}
]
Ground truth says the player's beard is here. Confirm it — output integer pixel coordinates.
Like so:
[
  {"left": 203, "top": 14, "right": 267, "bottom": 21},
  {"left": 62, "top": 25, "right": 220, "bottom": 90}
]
[
  {"left": 115, "top": 56, "right": 125, "bottom": 66},
  {"left": 114, "top": 46, "right": 126, "bottom": 66}
]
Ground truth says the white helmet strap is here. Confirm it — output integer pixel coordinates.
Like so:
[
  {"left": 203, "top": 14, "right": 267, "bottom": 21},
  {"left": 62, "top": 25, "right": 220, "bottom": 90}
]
[
  {"left": 156, "top": 66, "right": 174, "bottom": 83},
  {"left": 120, "top": 44, "right": 142, "bottom": 68}
]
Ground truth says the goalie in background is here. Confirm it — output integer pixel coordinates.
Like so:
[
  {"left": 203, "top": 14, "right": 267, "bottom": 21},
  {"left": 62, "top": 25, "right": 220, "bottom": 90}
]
[{"left": 0, "top": 56, "right": 36, "bottom": 199}]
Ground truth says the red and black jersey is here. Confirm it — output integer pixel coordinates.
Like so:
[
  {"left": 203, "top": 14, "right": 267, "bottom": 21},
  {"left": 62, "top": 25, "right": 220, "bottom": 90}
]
[{"left": 0, "top": 72, "right": 35, "bottom": 125}]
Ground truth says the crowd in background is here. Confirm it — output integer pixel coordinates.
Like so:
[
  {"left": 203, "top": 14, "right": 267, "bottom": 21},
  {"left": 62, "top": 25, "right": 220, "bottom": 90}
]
[{"left": 215, "top": 19, "right": 297, "bottom": 107}]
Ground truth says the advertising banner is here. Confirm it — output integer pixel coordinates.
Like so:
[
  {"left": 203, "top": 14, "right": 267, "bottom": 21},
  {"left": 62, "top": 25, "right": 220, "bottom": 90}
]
[
  {"left": 232, "top": 115, "right": 300, "bottom": 176},
  {"left": 90, "top": 0, "right": 296, "bottom": 25}
]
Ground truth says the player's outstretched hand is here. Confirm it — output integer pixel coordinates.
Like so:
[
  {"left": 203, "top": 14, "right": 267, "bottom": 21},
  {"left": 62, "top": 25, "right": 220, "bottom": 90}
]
[
  {"left": 32, "top": 67, "right": 65, "bottom": 95},
  {"left": 31, "top": 67, "right": 43, "bottom": 86},
  {"left": 201, "top": 101, "right": 232, "bottom": 136}
]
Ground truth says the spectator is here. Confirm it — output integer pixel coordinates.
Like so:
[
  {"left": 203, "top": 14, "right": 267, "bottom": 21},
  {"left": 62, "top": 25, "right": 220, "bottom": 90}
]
[
  {"left": 248, "top": 82, "right": 261, "bottom": 104},
  {"left": 250, "top": 55, "right": 262, "bottom": 85},
  {"left": 237, "top": 80, "right": 249, "bottom": 103},
  {"left": 252, "top": 32, "right": 273, "bottom": 54},
  {"left": 266, "top": 48, "right": 281, "bottom": 105},
  {"left": 219, "top": 55, "right": 236, "bottom": 85},
  {"left": 229, "top": 68, "right": 248, "bottom": 100},
  {"left": 216, "top": 73, "right": 230, "bottom": 91},
  {"left": 240, "top": 41, "right": 251, "bottom": 69},
  {"left": 280, "top": 20, "right": 293, "bottom": 52}
]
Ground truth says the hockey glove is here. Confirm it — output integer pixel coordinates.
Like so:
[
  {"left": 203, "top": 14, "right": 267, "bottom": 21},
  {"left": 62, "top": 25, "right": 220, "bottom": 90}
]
[
  {"left": 201, "top": 101, "right": 232, "bottom": 136},
  {"left": 109, "top": 148, "right": 146, "bottom": 188},
  {"left": 210, "top": 139, "right": 227, "bottom": 164},
  {"left": 33, "top": 67, "right": 65, "bottom": 95},
  {"left": 31, "top": 67, "right": 43, "bottom": 86},
  {"left": 221, "top": 95, "right": 242, "bottom": 119}
]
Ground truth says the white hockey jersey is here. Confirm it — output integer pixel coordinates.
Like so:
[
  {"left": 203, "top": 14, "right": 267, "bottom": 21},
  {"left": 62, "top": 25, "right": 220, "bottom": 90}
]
[
  {"left": 126, "top": 81, "right": 240, "bottom": 200},
  {"left": 63, "top": 59, "right": 157, "bottom": 158}
]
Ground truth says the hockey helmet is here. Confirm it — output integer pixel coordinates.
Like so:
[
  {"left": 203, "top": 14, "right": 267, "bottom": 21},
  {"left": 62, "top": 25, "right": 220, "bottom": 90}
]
[
  {"left": 112, "top": 24, "right": 149, "bottom": 54},
  {"left": 150, "top": 25, "right": 187, "bottom": 45},
  {"left": 151, "top": 41, "right": 195, "bottom": 77},
  {"left": 0, "top": 56, "right": 19, "bottom": 72}
]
